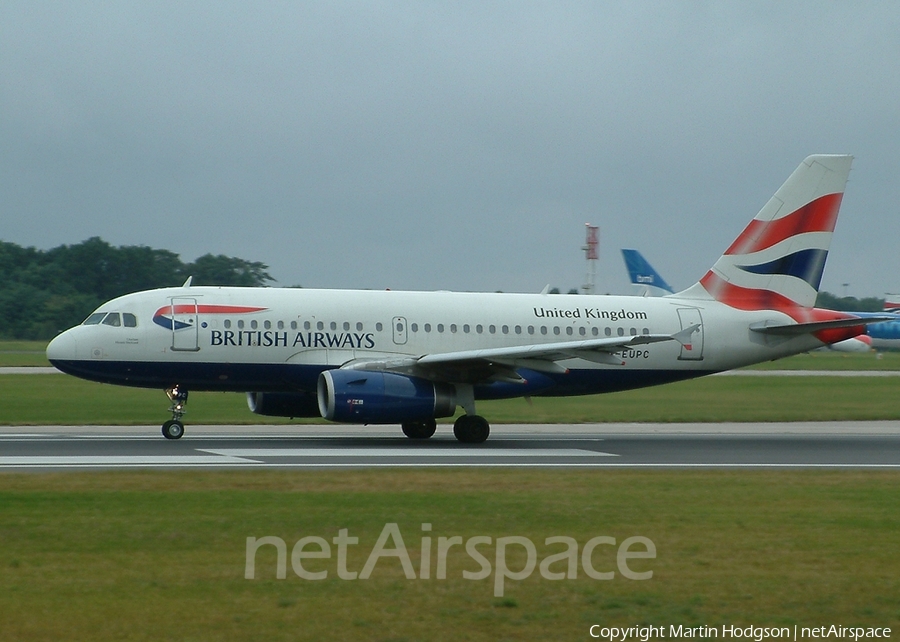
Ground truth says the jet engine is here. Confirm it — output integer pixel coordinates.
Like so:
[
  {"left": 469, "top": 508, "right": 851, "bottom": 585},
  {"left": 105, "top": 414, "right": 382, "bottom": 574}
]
[
  {"left": 317, "top": 369, "right": 457, "bottom": 424},
  {"left": 246, "top": 391, "right": 321, "bottom": 418}
]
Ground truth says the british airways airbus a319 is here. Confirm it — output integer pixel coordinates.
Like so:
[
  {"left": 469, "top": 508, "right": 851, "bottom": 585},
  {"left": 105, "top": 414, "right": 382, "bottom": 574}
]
[{"left": 47, "top": 155, "right": 885, "bottom": 443}]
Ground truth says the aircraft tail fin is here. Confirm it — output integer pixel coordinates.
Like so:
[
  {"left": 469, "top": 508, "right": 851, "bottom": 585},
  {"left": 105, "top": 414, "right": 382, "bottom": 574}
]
[
  {"left": 621, "top": 249, "right": 675, "bottom": 296},
  {"left": 676, "top": 154, "right": 853, "bottom": 310},
  {"left": 883, "top": 295, "right": 900, "bottom": 314}
]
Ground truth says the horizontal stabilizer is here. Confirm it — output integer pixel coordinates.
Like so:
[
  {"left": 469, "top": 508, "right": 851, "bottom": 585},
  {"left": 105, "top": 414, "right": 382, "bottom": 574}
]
[{"left": 750, "top": 315, "right": 894, "bottom": 336}]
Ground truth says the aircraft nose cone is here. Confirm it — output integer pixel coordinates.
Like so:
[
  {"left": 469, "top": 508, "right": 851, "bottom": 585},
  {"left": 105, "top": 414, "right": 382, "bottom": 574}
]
[{"left": 47, "top": 330, "right": 79, "bottom": 363}]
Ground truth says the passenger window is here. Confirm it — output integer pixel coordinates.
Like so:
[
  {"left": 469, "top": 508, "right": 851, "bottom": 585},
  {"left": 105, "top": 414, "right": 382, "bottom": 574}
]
[
  {"left": 102, "top": 313, "right": 121, "bottom": 327},
  {"left": 83, "top": 313, "right": 106, "bottom": 325},
  {"left": 123, "top": 313, "right": 137, "bottom": 328}
]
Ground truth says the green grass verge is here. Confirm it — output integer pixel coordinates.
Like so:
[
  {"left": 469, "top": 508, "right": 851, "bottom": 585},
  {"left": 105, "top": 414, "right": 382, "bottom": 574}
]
[
  {"left": 746, "top": 350, "right": 900, "bottom": 370},
  {"left": 3, "top": 373, "right": 900, "bottom": 425},
  {"left": 0, "top": 470, "right": 897, "bottom": 641},
  {"left": 0, "top": 341, "right": 50, "bottom": 366}
]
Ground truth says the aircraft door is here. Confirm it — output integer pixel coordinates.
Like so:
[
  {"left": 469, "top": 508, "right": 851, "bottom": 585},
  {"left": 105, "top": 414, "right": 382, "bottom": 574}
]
[
  {"left": 392, "top": 316, "right": 408, "bottom": 345},
  {"left": 676, "top": 308, "right": 704, "bottom": 361},
  {"left": 170, "top": 298, "right": 200, "bottom": 352}
]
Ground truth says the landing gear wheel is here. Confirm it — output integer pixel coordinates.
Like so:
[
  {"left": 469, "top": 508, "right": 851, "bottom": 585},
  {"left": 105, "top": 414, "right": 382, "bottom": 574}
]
[
  {"left": 453, "top": 415, "right": 490, "bottom": 444},
  {"left": 162, "top": 385, "right": 189, "bottom": 440},
  {"left": 402, "top": 419, "right": 437, "bottom": 440},
  {"left": 162, "top": 419, "right": 185, "bottom": 440}
]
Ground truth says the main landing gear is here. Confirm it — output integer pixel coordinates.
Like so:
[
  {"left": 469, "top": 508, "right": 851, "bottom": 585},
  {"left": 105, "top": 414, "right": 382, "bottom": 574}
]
[
  {"left": 400, "top": 415, "right": 490, "bottom": 443},
  {"left": 162, "top": 385, "right": 188, "bottom": 440},
  {"left": 453, "top": 414, "right": 490, "bottom": 444},
  {"left": 452, "top": 384, "right": 490, "bottom": 444},
  {"left": 399, "top": 383, "right": 491, "bottom": 444},
  {"left": 401, "top": 419, "right": 437, "bottom": 440}
]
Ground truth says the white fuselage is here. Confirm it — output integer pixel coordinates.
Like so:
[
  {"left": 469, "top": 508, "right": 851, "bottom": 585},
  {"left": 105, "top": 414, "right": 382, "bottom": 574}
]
[{"left": 47, "top": 285, "right": 823, "bottom": 399}]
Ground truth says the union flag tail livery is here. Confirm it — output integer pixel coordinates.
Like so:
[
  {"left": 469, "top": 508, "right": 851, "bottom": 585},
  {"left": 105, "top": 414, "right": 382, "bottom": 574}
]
[
  {"left": 48, "top": 154, "right": 888, "bottom": 443},
  {"left": 680, "top": 154, "right": 852, "bottom": 310}
]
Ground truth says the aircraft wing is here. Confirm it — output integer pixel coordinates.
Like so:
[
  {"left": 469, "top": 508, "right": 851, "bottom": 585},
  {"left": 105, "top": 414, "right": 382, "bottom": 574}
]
[{"left": 341, "top": 326, "right": 698, "bottom": 384}]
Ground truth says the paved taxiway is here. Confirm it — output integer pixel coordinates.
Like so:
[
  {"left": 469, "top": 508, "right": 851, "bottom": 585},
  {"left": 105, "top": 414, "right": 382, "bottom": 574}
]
[{"left": 1, "top": 423, "right": 899, "bottom": 471}]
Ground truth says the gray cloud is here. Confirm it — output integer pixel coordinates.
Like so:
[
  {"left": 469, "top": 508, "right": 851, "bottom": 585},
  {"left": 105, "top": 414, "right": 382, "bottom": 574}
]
[{"left": 2, "top": 2, "right": 898, "bottom": 297}]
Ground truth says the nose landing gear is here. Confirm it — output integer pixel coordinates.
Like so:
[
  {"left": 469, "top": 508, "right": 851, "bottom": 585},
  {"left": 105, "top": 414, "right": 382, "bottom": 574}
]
[{"left": 162, "top": 386, "right": 188, "bottom": 440}]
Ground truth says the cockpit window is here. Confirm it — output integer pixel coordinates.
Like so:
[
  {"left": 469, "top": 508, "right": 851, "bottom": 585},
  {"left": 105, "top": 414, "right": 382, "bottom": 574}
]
[{"left": 82, "top": 311, "right": 138, "bottom": 327}]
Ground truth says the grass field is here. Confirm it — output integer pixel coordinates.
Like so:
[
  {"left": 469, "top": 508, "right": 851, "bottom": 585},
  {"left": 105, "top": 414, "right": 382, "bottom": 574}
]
[
  {"left": 3, "top": 343, "right": 899, "bottom": 639},
  {"left": 0, "top": 341, "right": 50, "bottom": 366},
  {"left": 2, "top": 371, "right": 900, "bottom": 425},
  {"left": 1, "top": 470, "right": 898, "bottom": 641}
]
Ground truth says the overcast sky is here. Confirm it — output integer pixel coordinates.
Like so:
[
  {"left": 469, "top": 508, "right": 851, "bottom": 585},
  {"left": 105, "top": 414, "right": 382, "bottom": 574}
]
[{"left": 2, "top": 2, "right": 898, "bottom": 298}]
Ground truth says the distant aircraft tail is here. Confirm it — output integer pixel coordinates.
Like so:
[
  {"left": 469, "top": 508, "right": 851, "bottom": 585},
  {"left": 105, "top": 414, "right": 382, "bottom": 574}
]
[
  {"left": 677, "top": 154, "right": 853, "bottom": 311},
  {"left": 883, "top": 295, "right": 900, "bottom": 314},
  {"left": 621, "top": 249, "right": 674, "bottom": 296}
]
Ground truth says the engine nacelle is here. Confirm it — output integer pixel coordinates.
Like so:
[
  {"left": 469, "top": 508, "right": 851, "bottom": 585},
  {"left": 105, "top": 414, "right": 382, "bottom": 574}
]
[
  {"left": 317, "top": 369, "right": 457, "bottom": 424},
  {"left": 246, "top": 392, "right": 321, "bottom": 418}
]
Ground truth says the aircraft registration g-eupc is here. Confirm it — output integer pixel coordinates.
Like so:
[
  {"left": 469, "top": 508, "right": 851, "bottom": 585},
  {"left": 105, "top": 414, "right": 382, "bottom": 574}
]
[{"left": 47, "top": 155, "right": 884, "bottom": 443}]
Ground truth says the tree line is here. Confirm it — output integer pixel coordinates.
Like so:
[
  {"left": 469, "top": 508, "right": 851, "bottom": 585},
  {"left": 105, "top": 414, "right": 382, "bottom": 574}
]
[
  {"left": 0, "top": 238, "right": 273, "bottom": 340},
  {"left": 0, "top": 237, "right": 884, "bottom": 340}
]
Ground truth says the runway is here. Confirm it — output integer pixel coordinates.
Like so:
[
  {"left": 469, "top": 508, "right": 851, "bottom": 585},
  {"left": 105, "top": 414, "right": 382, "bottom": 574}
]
[{"left": 2, "top": 423, "right": 899, "bottom": 470}]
